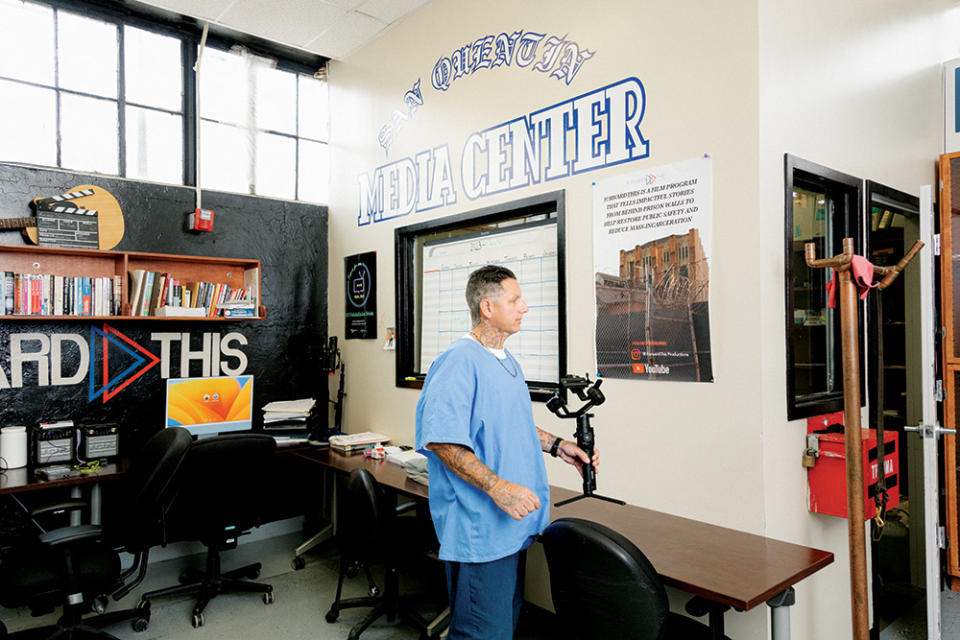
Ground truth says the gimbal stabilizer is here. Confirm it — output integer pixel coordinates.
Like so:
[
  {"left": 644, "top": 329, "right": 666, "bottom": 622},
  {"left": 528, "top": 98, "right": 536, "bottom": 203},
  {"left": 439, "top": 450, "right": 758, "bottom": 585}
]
[{"left": 547, "top": 374, "right": 624, "bottom": 508}]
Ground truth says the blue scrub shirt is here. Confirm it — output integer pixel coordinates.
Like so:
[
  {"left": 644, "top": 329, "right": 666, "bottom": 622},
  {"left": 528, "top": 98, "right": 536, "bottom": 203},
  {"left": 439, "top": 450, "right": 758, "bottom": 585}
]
[{"left": 416, "top": 338, "right": 550, "bottom": 563}]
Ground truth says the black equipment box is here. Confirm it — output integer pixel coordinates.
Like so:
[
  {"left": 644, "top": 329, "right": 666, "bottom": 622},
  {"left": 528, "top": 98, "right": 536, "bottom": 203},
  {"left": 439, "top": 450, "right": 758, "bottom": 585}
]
[
  {"left": 32, "top": 426, "right": 75, "bottom": 466},
  {"left": 79, "top": 423, "right": 119, "bottom": 461}
]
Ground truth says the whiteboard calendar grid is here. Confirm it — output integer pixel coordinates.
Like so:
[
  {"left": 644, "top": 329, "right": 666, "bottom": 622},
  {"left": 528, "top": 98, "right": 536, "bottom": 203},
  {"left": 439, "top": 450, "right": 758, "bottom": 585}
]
[{"left": 420, "top": 224, "right": 559, "bottom": 382}]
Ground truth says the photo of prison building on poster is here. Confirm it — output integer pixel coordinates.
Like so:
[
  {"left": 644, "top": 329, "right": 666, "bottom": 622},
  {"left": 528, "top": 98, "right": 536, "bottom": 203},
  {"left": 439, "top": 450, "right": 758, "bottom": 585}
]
[{"left": 596, "top": 228, "right": 713, "bottom": 382}]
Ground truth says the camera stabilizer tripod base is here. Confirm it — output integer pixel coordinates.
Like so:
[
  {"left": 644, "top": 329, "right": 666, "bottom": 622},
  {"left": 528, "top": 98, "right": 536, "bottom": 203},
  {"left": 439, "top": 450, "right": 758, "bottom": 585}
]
[{"left": 553, "top": 412, "right": 625, "bottom": 508}]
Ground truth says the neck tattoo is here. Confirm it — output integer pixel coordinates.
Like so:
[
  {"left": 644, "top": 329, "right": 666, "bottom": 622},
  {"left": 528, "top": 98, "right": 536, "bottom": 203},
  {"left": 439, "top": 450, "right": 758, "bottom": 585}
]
[{"left": 470, "top": 330, "right": 518, "bottom": 377}]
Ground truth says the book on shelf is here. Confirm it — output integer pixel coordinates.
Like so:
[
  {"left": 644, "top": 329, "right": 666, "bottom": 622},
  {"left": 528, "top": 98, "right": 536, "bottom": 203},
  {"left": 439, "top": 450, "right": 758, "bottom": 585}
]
[
  {"left": 2, "top": 272, "right": 13, "bottom": 315},
  {"left": 119, "top": 268, "right": 257, "bottom": 318},
  {"left": 0, "top": 273, "right": 118, "bottom": 317},
  {"left": 243, "top": 267, "right": 260, "bottom": 308},
  {"left": 154, "top": 306, "right": 207, "bottom": 318},
  {"left": 128, "top": 269, "right": 146, "bottom": 315},
  {"left": 148, "top": 274, "right": 165, "bottom": 315},
  {"left": 223, "top": 305, "right": 257, "bottom": 318}
]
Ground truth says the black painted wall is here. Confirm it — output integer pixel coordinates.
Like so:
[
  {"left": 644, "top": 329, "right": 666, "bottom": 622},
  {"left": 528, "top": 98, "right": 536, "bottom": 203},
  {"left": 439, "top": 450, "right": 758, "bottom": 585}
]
[{"left": 0, "top": 163, "right": 328, "bottom": 452}]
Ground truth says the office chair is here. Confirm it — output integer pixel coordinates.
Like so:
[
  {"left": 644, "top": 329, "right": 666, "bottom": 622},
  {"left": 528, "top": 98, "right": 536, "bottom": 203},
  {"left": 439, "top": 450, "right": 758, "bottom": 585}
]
[
  {"left": 325, "top": 468, "right": 446, "bottom": 640},
  {"left": 540, "top": 518, "right": 731, "bottom": 640},
  {"left": 137, "top": 433, "right": 277, "bottom": 629},
  {"left": 0, "top": 427, "right": 193, "bottom": 639}
]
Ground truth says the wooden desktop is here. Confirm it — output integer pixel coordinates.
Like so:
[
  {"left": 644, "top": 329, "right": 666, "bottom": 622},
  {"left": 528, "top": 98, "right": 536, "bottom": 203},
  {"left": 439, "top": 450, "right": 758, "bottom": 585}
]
[{"left": 293, "top": 448, "right": 833, "bottom": 640}]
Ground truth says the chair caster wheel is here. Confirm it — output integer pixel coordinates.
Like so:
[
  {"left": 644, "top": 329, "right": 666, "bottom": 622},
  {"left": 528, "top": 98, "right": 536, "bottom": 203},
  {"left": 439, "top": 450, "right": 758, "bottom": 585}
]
[
  {"left": 345, "top": 562, "right": 360, "bottom": 578},
  {"left": 262, "top": 590, "right": 275, "bottom": 604},
  {"left": 325, "top": 609, "right": 339, "bottom": 623},
  {"left": 132, "top": 617, "right": 149, "bottom": 632},
  {"left": 291, "top": 556, "right": 306, "bottom": 571},
  {"left": 92, "top": 594, "right": 108, "bottom": 614},
  {"left": 369, "top": 585, "right": 380, "bottom": 597},
  {"left": 191, "top": 613, "right": 204, "bottom": 628}
]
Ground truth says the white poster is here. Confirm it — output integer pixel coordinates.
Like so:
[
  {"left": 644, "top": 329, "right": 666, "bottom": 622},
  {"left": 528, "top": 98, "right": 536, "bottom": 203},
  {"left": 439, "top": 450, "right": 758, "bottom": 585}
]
[{"left": 593, "top": 156, "right": 713, "bottom": 382}]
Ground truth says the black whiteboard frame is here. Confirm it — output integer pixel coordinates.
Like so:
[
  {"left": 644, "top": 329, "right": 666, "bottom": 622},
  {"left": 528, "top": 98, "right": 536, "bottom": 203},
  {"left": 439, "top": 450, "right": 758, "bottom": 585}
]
[{"left": 394, "top": 190, "right": 567, "bottom": 401}]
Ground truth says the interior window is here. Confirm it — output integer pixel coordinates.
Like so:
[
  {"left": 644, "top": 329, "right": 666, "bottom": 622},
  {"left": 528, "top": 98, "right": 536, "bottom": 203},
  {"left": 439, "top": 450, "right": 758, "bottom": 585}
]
[{"left": 785, "top": 154, "right": 863, "bottom": 419}]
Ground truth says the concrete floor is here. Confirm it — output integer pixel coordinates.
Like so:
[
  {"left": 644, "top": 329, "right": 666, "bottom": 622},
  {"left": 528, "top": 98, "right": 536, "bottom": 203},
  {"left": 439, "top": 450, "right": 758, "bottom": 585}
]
[
  {"left": 879, "top": 588, "right": 960, "bottom": 640},
  {"left": 6, "top": 527, "right": 959, "bottom": 640},
  {"left": 0, "top": 530, "right": 559, "bottom": 640}
]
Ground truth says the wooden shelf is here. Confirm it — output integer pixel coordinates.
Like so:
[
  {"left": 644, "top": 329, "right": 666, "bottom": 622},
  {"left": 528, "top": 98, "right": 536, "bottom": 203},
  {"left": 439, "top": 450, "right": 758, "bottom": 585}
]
[{"left": 0, "top": 244, "right": 263, "bottom": 321}]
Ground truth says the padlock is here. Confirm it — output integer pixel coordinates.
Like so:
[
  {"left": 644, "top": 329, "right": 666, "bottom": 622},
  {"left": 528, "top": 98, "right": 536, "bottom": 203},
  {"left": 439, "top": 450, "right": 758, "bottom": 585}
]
[{"left": 802, "top": 433, "right": 819, "bottom": 468}]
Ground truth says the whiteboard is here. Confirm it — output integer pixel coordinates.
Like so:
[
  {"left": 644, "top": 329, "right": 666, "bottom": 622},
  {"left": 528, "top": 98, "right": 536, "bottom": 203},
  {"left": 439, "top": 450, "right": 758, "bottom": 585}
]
[{"left": 420, "top": 221, "right": 559, "bottom": 382}]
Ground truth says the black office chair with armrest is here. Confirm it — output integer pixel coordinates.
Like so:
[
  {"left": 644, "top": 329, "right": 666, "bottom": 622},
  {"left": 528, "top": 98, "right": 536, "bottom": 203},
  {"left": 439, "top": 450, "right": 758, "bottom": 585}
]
[
  {"left": 137, "top": 433, "right": 277, "bottom": 629},
  {"left": 0, "top": 427, "right": 193, "bottom": 639},
  {"left": 540, "top": 518, "right": 731, "bottom": 640},
  {"left": 325, "top": 468, "right": 447, "bottom": 640}
]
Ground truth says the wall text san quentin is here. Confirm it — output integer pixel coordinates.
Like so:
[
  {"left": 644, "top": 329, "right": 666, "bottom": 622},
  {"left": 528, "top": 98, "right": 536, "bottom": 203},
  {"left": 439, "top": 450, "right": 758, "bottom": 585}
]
[{"left": 357, "top": 77, "right": 649, "bottom": 226}]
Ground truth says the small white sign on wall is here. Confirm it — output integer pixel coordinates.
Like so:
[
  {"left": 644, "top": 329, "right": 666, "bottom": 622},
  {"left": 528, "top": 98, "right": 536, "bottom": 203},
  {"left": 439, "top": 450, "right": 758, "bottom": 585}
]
[{"left": 944, "top": 58, "right": 960, "bottom": 153}]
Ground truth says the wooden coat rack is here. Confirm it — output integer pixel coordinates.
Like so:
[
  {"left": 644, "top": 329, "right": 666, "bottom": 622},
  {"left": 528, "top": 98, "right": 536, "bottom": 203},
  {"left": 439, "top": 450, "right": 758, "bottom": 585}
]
[{"left": 804, "top": 237, "right": 923, "bottom": 640}]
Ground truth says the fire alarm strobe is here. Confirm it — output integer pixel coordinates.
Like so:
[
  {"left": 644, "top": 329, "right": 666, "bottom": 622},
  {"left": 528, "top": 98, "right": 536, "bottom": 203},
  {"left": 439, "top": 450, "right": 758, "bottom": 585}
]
[{"left": 189, "top": 208, "right": 214, "bottom": 232}]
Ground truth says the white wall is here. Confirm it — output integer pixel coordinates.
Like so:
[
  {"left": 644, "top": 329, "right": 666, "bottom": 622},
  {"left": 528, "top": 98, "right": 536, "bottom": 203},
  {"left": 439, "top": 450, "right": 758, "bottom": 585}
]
[
  {"left": 758, "top": 1, "right": 953, "bottom": 638},
  {"left": 328, "top": 1, "right": 764, "bottom": 635},
  {"left": 326, "top": 0, "right": 953, "bottom": 637}
]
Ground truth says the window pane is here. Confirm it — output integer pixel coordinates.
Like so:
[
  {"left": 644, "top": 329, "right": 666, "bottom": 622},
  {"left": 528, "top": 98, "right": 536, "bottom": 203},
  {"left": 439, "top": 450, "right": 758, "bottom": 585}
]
[
  {"left": 255, "top": 65, "right": 295, "bottom": 134},
  {"left": 298, "top": 139, "right": 328, "bottom": 203},
  {"left": 61, "top": 93, "right": 118, "bottom": 173},
  {"left": 57, "top": 11, "right": 118, "bottom": 98},
  {"left": 254, "top": 132, "right": 295, "bottom": 199},
  {"left": 199, "top": 47, "right": 248, "bottom": 126},
  {"left": 125, "top": 106, "right": 182, "bottom": 184},
  {"left": 124, "top": 25, "right": 181, "bottom": 111},
  {"left": 298, "top": 74, "right": 328, "bottom": 141},
  {"left": 200, "top": 120, "right": 249, "bottom": 194},
  {"left": 790, "top": 186, "right": 836, "bottom": 399},
  {"left": 0, "top": 79, "right": 56, "bottom": 165},
  {"left": 0, "top": 0, "right": 54, "bottom": 85}
]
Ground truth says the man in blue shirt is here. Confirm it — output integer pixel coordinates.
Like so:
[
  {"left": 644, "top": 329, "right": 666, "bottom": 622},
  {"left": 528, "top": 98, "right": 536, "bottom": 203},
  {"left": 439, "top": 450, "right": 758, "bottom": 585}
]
[{"left": 416, "top": 265, "right": 599, "bottom": 639}]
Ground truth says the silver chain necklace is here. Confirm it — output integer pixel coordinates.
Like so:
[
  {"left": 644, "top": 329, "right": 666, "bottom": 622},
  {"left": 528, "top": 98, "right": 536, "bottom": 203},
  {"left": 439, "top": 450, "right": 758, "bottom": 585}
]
[{"left": 470, "top": 331, "right": 518, "bottom": 377}]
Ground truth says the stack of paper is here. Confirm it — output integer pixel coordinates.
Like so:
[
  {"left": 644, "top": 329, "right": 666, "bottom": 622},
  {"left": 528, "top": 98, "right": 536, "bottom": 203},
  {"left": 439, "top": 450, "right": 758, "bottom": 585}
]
[
  {"left": 262, "top": 398, "right": 315, "bottom": 431},
  {"left": 383, "top": 446, "right": 426, "bottom": 467},
  {"left": 328, "top": 432, "right": 390, "bottom": 454}
]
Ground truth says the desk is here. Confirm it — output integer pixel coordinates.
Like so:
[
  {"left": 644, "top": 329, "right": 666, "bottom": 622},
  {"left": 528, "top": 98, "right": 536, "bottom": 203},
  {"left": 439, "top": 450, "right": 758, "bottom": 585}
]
[
  {"left": 296, "top": 449, "right": 833, "bottom": 640},
  {"left": 291, "top": 447, "right": 427, "bottom": 500},
  {"left": 552, "top": 486, "right": 833, "bottom": 637},
  {"left": 0, "top": 462, "right": 125, "bottom": 526}
]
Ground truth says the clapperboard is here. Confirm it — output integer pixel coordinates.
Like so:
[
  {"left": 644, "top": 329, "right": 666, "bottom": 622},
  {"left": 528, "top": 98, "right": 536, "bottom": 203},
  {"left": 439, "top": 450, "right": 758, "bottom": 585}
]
[{"left": 33, "top": 189, "right": 100, "bottom": 249}]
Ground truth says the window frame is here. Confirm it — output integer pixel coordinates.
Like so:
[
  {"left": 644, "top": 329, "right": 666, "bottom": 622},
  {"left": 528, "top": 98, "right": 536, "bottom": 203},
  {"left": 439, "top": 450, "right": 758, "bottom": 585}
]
[
  {"left": 783, "top": 154, "right": 865, "bottom": 420},
  {"left": 0, "top": 0, "right": 328, "bottom": 199},
  {"left": 394, "top": 190, "right": 568, "bottom": 402}
]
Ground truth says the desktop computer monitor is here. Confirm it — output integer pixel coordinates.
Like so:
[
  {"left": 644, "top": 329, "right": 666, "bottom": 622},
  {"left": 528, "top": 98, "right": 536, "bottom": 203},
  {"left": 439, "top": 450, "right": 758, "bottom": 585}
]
[{"left": 165, "top": 375, "right": 253, "bottom": 438}]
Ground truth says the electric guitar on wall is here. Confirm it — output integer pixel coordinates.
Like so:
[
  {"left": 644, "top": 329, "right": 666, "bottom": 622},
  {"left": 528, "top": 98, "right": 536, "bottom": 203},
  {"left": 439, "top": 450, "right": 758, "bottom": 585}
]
[{"left": 0, "top": 185, "right": 125, "bottom": 250}]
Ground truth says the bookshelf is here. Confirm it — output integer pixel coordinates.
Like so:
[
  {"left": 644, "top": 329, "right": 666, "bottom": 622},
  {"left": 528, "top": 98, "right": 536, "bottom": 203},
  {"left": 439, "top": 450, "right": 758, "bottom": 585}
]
[{"left": 0, "top": 244, "right": 264, "bottom": 321}]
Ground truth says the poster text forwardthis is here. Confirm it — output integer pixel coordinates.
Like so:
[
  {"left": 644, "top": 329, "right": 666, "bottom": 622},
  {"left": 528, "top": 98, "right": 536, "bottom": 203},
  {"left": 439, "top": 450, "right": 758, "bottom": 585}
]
[
  {"left": 593, "top": 157, "right": 714, "bottom": 383},
  {"left": 357, "top": 77, "right": 649, "bottom": 226}
]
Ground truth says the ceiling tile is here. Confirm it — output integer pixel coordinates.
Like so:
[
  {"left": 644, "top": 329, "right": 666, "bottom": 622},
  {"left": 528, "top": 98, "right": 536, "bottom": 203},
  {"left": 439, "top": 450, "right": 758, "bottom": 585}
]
[
  {"left": 217, "top": 0, "right": 347, "bottom": 48},
  {"left": 136, "top": 0, "right": 239, "bottom": 22},
  {"left": 305, "top": 11, "right": 387, "bottom": 59},
  {"left": 320, "top": 0, "right": 367, "bottom": 9},
  {"left": 356, "top": 0, "right": 430, "bottom": 24}
]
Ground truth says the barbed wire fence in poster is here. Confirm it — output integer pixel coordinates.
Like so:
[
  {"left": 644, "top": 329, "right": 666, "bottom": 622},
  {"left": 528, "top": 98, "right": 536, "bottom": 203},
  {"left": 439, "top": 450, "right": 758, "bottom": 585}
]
[{"left": 593, "top": 156, "right": 714, "bottom": 382}]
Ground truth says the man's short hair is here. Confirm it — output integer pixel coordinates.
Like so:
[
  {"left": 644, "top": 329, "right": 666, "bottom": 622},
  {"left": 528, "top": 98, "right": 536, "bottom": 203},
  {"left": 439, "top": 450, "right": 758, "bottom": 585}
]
[{"left": 465, "top": 265, "right": 516, "bottom": 326}]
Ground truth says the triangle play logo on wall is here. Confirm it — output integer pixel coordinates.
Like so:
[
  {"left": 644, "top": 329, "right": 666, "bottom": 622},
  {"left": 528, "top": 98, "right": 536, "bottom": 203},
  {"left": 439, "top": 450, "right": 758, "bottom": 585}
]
[{"left": 88, "top": 324, "right": 160, "bottom": 403}]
